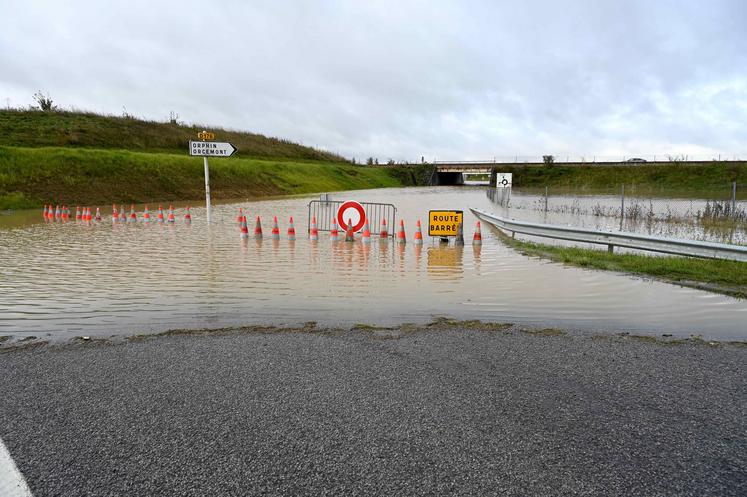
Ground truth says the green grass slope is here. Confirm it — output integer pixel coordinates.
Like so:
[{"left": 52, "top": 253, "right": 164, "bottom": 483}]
[
  {"left": 0, "top": 109, "right": 344, "bottom": 161},
  {"left": 0, "top": 146, "right": 401, "bottom": 209}
]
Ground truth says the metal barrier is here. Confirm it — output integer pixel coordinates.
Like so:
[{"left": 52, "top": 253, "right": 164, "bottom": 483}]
[
  {"left": 308, "top": 199, "right": 396, "bottom": 236},
  {"left": 470, "top": 207, "right": 747, "bottom": 262}
]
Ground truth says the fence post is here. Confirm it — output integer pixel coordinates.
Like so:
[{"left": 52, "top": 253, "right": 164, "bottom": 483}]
[
  {"left": 733, "top": 181, "right": 738, "bottom": 217},
  {"left": 544, "top": 186, "right": 548, "bottom": 214},
  {"left": 620, "top": 184, "right": 625, "bottom": 227}
]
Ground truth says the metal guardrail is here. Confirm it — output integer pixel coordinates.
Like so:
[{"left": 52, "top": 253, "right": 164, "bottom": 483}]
[{"left": 470, "top": 208, "right": 747, "bottom": 262}]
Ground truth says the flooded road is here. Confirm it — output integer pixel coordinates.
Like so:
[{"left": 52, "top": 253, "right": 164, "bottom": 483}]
[{"left": 1, "top": 187, "right": 746, "bottom": 340}]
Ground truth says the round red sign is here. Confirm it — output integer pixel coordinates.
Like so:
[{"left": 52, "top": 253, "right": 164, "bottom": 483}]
[{"left": 337, "top": 201, "right": 367, "bottom": 232}]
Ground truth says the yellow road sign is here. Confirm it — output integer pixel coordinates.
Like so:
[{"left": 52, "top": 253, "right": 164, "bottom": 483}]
[
  {"left": 428, "top": 210, "right": 463, "bottom": 237},
  {"left": 197, "top": 131, "right": 215, "bottom": 140}
]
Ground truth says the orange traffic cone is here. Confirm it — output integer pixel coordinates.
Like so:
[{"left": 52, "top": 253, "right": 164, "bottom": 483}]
[
  {"left": 271, "top": 216, "right": 280, "bottom": 240},
  {"left": 167, "top": 205, "right": 175, "bottom": 223},
  {"left": 60, "top": 206, "right": 68, "bottom": 221},
  {"left": 119, "top": 205, "right": 127, "bottom": 222},
  {"left": 142, "top": 204, "right": 150, "bottom": 223},
  {"left": 75, "top": 206, "right": 81, "bottom": 221},
  {"left": 254, "top": 216, "right": 263, "bottom": 239},
  {"left": 395, "top": 219, "right": 406, "bottom": 244},
  {"left": 157, "top": 205, "right": 165, "bottom": 222},
  {"left": 380, "top": 218, "right": 388, "bottom": 238},
  {"left": 473, "top": 221, "right": 482, "bottom": 245},
  {"left": 330, "top": 218, "right": 339, "bottom": 241},
  {"left": 361, "top": 220, "right": 371, "bottom": 244},
  {"left": 111, "top": 204, "right": 118, "bottom": 222},
  {"left": 309, "top": 216, "right": 319, "bottom": 241},
  {"left": 287, "top": 216, "right": 296, "bottom": 240},
  {"left": 184, "top": 206, "right": 192, "bottom": 223},
  {"left": 95, "top": 207, "right": 102, "bottom": 221},
  {"left": 129, "top": 204, "right": 137, "bottom": 222},
  {"left": 345, "top": 218, "right": 355, "bottom": 242},
  {"left": 240, "top": 215, "right": 249, "bottom": 238},
  {"left": 237, "top": 207, "right": 244, "bottom": 224},
  {"left": 413, "top": 219, "right": 423, "bottom": 245},
  {"left": 42, "top": 205, "right": 48, "bottom": 219}
]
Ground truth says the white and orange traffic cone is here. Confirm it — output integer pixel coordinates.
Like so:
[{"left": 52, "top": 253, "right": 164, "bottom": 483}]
[
  {"left": 111, "top": 204, "right": 118, "bottom": 222},
  {"left": 42, "top": 205, "right": 48, "bottom": 219},
  {"left": 239, "top": 215, "right": 249, "bottom": 238},
  {"left": 119, "top": 205, "right": 127, "bottom": 222},
  {"left": 167, "top": 204, "right": 175, "bottom": 223},
  {"left": 413, "top": 219, "right": 423, "bottom": 245},
  {"left": 473, "top": 221, "right": 482, "bottom": 245},
  {"left": 237, "top": 208, "right": 245, "bottom": 224},
  {"left": 157, "top": 205, "right": 165, "bottom": 222},
  {"left": 380, "top": 218, "right": 388, "bottom": 238},
  {"left": 287, "top": 217, "right": 296, "bottom": 241},
  {"left": 95, "top": 207, "right": 102, "bottom": 221},
  {"left": 309, "top": 216, "right": 319, "bottom": 241},
  {"left": 141, "top": 205, "right": 150, "bottom": 223},
  {"left": 330, "top": 218, "right": 339, "bottom": 241},
  {"left": 345, "top": 218, "right": 355, "bottom": 242},
  {"left": 184, "top": 206, "right": 192, "bottom": 223},
  {"left": 254, "top": 216, "right": 263, "bottom": 239},
  {"left": 60, "top": 206, "right": 68, "bottom": 221},
  {"left": 74, "top": 206, "right": 81, "bottom": 221},
  {"left": 271, "top": 216, "right": 280, "bottom": 240},
  {"left": 395, "top": 219, "right": 406, "bottom": 244},
  {"left": 361, "top": 220, "right": 371, "bottom": 244},
  {"left": 128, "top": 204, "right": 137, "bottom": 222}
]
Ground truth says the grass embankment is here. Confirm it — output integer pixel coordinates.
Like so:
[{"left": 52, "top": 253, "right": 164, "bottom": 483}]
[
  {"left": 502, "top": 163, "right": 746, "bottom": 193},
  {"left": 495, "top": 231, "right": 747, "bottom": 298},
  {"left": 0, "top": 109, "right": 344, "bottom": 160},
  {"left": 0, "top": 146, "right": 402, "bottom": 208}
]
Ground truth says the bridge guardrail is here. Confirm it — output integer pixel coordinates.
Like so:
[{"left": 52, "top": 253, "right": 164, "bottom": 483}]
[{"left": 470, "top": 207, "right": 747, "bottom": 262}]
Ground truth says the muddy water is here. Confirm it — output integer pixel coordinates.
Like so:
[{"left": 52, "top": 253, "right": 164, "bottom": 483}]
[{"left": 1, "top": 187, "right": 746, "bottom": 340}]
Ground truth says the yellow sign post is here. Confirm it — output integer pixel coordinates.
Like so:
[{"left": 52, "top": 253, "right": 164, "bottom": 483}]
[{"left": 428, "top": 210, "right": 463, "bottom": 237}]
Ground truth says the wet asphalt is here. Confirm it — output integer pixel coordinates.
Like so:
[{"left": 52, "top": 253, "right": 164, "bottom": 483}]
[{"left": 0, "top": 326, "right": 745, "bottom": 496}]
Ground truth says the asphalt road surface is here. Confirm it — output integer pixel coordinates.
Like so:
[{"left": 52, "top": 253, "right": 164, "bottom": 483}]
[{"left": 0, "top": 325, "right": 745, "bottom": 496}]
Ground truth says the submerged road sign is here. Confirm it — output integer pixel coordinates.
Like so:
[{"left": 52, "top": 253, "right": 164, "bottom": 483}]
[
  {"left": 337, "top": 201, "right": 367, "bottom": 232},
  {"left": 189, "top": 134, "right": 237, "bottom": 225},
  {"left": 429, "top": 210, "right": 463, "bottom": 237},
  {"left": 496, "top": 173, "right": 512, "bottom": 188},
  {"left": 189, "top": 141, "right": 237, "bottom": 157}
]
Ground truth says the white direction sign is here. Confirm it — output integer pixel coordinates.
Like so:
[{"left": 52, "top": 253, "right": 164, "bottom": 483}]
[
  {"left": 496, "top": 172, "right": 512, "bottom": 188},
  {"left": 189, "top": 140, "right": 236, "bottom": 157}
]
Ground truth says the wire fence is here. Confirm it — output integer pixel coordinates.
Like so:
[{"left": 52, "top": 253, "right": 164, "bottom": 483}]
[{"left": 486, "top": 183, "right": 747, "bottom": 245}]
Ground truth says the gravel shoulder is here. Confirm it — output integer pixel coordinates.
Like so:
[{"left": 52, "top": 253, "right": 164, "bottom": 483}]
[{"left": 0, "top": 322, "right": 745, "bottom": 496}]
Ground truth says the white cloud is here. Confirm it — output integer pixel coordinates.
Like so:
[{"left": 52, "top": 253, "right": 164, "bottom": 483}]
[{"left": 1, "top": 0, "right": 745, "bottom": 161}]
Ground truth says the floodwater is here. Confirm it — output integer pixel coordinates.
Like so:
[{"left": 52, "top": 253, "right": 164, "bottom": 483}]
[
  {"left": 489, "top": 189, "right": 747, "bottom": 245},
  {"left": 1, "top": 187, "right": 746, "bottom": 340}
]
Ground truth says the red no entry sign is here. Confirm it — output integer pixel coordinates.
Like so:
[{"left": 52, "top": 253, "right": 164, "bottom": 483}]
[{"left": 337, "top": 201, "right": 367, "bottom": 232}]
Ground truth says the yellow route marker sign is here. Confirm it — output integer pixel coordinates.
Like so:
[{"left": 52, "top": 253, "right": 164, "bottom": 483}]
[
  {"left": 428, "top": 210, "right": 463, "bottom": 237},
  {"left": 197, "top": 131, "right": 215, "bottom": 140}
]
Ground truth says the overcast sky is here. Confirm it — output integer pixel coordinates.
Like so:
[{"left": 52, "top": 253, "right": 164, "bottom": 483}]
[{"left": 2, "top": 0, "right": 746, "bottom": 161}]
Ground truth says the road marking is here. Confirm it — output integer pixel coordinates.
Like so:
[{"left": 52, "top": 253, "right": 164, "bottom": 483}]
[{"left": 0, "top": 438, "right": 33, "bottom": 497}]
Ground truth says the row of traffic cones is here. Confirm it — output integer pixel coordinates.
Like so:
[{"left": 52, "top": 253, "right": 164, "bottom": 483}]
[
  {"left": 44, "top": 204, "right": 192, "bottom": 224},
  {"left": 43, "top": 205, "right": 102, "bottom": 222},
  {"left": 109, "top": 204, "right": 191, "bottom": 224},
  {"left": 237, "top": 209, "right": 483, "bottom": 245}
]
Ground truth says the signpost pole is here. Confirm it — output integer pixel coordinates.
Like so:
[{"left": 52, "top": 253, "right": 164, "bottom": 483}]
[{"left": 203, "top": 155, "right": 211, "bottom": 225}]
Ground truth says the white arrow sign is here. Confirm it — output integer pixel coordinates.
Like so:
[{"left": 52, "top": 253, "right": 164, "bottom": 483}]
[{"left": 189, "top": 140, "right": 236, "bottom": 157}]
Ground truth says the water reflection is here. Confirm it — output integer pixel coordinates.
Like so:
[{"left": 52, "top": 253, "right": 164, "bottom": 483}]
[{"left": 0, "top": 187, "right": 746, "bottom": 340}]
